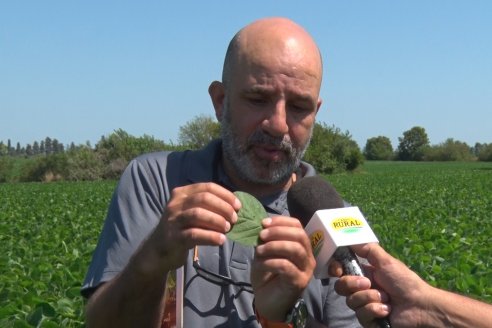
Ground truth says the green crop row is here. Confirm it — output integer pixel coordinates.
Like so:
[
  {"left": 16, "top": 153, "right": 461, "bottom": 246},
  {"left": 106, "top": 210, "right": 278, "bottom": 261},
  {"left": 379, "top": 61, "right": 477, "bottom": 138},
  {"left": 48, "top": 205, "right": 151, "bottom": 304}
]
[
  {"left": 0, "top": 181, "right": 116, "bottom": 327},
  {"left": 1, "top": 161, "right": 491, "bottom": 326}
]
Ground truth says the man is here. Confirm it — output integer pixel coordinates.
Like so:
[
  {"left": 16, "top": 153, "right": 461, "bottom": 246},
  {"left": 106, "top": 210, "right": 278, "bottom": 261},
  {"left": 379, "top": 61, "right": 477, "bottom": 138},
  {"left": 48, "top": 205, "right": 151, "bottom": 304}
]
[
  {"left": 332, "top": 243, "right": 492, "bottom": 328},
  {"left": 82, "top": 17, "right": 360, "bottom": 327}
]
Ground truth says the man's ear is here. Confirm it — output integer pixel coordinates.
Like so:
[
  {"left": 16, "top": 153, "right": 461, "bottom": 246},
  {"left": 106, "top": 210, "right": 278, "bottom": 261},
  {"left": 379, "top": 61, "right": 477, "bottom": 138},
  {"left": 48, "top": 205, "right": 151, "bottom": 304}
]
[
  {"left": 315, "top": 98, "right": 323, "bottom": 115},
  {"left": 208, "top": 81, "right": 225, "bottom": 121}
]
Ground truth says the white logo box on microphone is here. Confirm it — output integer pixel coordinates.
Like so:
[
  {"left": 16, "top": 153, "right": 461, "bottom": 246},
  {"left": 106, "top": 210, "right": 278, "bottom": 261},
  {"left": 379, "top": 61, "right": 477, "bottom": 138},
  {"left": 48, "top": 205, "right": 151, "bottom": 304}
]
[{"left": 304, "top": 206, "right": 379, "bottom": 279}]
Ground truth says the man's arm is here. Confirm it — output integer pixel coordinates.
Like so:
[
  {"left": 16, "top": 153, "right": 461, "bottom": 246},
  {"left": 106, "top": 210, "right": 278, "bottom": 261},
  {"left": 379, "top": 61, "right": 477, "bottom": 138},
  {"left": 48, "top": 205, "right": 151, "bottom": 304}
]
[
  {"left": 333, "top": 243, "right": 492, "bottom": 328},
  {"left": 85, "top": 234, "right": 170, "bottom": 328},
  {"left": 85, "top": 183, "right": 241, "bottom": 328},
  {"left": 424, "top": 284, "right": 492, "bottom": 328}
]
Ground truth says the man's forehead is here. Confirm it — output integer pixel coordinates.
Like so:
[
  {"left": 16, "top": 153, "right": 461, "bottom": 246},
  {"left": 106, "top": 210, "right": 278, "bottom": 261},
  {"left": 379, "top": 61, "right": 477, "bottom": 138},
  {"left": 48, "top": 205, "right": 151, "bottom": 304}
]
[
  {"left": 235, "top": 65, "right": 320, "bottom": 97},
  {"left": 242, "top": 83, "right": 317, "bottom": 102}
]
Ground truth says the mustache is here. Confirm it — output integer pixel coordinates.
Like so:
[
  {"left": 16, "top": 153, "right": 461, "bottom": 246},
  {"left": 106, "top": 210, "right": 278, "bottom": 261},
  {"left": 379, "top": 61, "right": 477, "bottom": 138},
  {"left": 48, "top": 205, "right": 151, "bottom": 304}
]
[{"left": 247, "top": 130, "right": 294, "bottom": 153}]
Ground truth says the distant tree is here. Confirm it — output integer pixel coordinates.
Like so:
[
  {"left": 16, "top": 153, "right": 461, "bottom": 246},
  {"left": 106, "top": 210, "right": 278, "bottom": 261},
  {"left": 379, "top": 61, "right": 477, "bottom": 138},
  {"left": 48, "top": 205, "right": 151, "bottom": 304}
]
[
  {"left": 45, "top": 137, "right": 52, "bottom": 155},
  {"left": 24, "top": 153, "right": 68, "bottom": 182},
  {"left": 178, "top": 114, "right": 221, "bottom": 149},
  {"left": 0, "top": 156, "right": 14, "bottom": 182},
  {"left": 473, "top": 142, "right": 485, "bottom": 157},
  {"left": 33, "top": 141, "right": 40, "bottom": 155},
  {"left": 66, "top": 146, "right": 104, "bottom": 181},
  {"left": 424, "top": 138, "right": 474, "bottom": 161},
  {"left": 40, "top": 140, "right": 45, "bottom": 154},
  {"left": 397, "top": 126, "right": 430, "bottom": 161},
  {"left": 364, "top": 136, "right": 393, "bottom": 160},
  {"left": 52, "top": 139, "right": 60, "bottom": 153},
  {"left": 304, "top": 122, "right": 364, "bottom": 174},
  {"left": 96, "top": 129, "right": 167, "bottom": 162},
  {"left": 7, "top": 139, "right": 13, "bottom": 155},
  {"left": 477, "top": 143, "right": 492, "bottom": 161},
  {"left": 16, "top": 142, "right": 21, "bottom": 155},
  {"left": 26, "top": 144, "right": 33, "bottom": 156},
  {"left": 94, "top": 129, "right": 168, "bottom": 179},
  {"left": 0, "top": 142, "right": 7, "bottom": 156}
]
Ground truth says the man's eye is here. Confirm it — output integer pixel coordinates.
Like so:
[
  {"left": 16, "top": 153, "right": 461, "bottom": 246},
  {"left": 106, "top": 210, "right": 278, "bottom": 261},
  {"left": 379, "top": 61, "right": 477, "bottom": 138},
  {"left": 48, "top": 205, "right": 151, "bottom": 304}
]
[
  {"left": 290, "top": 104, "right": 309, "bottom": 113},
  {"left": 248, "top": 97, "right": 268, "bottom": 105}
]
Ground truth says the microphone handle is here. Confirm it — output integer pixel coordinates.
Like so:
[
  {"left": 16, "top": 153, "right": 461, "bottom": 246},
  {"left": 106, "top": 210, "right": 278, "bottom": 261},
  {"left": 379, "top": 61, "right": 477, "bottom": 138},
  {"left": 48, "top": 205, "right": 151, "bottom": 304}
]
[{"left": 333, "top": 246, "right": 392, "bottom": 328}]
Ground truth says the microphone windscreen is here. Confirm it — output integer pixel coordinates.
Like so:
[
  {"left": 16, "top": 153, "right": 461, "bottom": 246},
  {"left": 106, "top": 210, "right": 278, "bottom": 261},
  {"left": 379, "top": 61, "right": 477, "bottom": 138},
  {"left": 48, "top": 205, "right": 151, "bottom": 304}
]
[{"left": 287, "top": 175, "right": 344, "bottom": 227}]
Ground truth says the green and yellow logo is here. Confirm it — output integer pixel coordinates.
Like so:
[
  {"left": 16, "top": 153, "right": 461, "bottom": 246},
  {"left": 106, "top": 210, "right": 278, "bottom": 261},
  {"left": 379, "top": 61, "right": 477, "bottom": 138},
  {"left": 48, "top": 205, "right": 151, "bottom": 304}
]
[
  {"left": 331, "top": 217, "right": 364, "bottom": 234},
  {"left": 309, "top": 230, "right": 324, "bottom": 257}
]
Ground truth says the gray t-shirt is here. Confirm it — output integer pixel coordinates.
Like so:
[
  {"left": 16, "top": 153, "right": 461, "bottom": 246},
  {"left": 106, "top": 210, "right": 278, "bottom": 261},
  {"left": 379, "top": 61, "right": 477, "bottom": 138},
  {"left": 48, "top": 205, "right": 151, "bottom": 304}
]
[{"left": 82, "top": 140, "right": 361, "bottom": 328}]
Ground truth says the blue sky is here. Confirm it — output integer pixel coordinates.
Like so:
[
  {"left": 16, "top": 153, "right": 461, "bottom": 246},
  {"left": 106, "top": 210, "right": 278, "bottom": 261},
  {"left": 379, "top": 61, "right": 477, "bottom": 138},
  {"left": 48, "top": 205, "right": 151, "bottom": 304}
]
[{"left": 1, "top": 1, "right": 491, "bottom": 150}]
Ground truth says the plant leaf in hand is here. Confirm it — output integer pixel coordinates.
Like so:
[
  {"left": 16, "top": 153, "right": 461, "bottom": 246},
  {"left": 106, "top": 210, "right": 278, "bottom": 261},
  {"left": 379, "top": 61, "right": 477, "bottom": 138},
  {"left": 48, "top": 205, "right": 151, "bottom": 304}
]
[{"left": 226, "top": 191, "right": 267, "bottom": 246}]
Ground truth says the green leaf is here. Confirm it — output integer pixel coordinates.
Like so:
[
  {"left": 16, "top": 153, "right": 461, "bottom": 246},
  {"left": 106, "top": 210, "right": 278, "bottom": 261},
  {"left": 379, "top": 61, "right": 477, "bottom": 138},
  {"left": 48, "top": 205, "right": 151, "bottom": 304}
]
[
  {"left": 226, "top": 191, "right": 267, "bottom": 246},
  {"left": 40, "top": 320, "right": 60, "bottom": 328},
  {"left": 13, "top": 319, "right": 32, "bottom": 328}
]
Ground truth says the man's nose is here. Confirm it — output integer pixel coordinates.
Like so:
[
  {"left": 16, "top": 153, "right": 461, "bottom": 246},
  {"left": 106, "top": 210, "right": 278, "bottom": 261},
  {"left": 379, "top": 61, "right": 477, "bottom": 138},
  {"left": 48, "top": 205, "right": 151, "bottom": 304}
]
[{"left": 261, "top": 101, "right": 289, "bottom": 137}]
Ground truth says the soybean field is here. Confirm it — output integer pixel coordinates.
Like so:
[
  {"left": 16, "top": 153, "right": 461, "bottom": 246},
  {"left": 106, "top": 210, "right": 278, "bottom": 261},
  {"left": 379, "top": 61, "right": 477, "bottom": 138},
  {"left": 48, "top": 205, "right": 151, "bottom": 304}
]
[
  {"left": 1, "top": 161, "right": 491, "bottom": 327},
  {"left": 329, "top": 161, "right": 492, "bottom": 301},
  {"left": 1, "top": 181, "right": 116, "bottom": 327}
]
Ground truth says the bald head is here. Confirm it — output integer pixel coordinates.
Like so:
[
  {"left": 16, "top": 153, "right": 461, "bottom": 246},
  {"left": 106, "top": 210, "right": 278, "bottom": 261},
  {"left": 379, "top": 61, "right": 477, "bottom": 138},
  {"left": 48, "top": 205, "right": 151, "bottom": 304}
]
[{"left": 222, "top": 17, "right": 323, "bottom": 90}]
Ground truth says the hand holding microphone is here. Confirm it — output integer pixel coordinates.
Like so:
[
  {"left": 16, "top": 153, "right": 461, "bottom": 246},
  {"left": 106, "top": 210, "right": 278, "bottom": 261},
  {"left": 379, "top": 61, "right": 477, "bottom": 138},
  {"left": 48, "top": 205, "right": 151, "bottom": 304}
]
[{"left": 287, "top": 176, "right": 391, "bottom": 328}]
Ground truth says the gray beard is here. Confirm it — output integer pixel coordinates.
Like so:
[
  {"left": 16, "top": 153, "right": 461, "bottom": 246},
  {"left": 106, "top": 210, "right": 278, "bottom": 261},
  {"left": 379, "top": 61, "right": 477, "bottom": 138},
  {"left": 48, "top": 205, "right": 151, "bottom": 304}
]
[{"left": 220, "top": 101, "right": 312, "bottom": 185}]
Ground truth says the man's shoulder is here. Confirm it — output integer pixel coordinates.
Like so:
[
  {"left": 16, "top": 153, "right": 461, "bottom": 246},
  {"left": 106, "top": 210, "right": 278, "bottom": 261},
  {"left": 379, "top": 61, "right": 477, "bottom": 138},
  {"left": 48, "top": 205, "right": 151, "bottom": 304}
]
[
  {"left": 133, "top": 149, "right": 175, "bottom": 164},
  {"left": 127, "top": 140, "right": 222, "bottom": 186},
  {"left": 133, "top": 140, "right": 221, "bottom": 165}
]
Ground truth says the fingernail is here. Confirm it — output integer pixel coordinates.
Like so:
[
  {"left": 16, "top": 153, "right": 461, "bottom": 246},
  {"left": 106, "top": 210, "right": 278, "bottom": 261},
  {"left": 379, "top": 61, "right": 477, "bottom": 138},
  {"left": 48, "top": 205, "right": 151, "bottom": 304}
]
[
  {"left": 232, "top": 211, "right": 238, "bottom": 224},
  {"left": 262, "top": 218, "right": 272, "bottom": 226},
  {"left": 234, "top": 197, "right": 241, "bottom": 209},
  {"left": 381, "top": 304, "right": 390, "bottom": 314},
  {"left": 259, "top": 229, "right": 268, "bottom": 240},
  {"left": 225, "top": 221, "right": 231, "bottom": 232},
  {"left": 379, "top": 291, "right": 389, "bottom": 302}
]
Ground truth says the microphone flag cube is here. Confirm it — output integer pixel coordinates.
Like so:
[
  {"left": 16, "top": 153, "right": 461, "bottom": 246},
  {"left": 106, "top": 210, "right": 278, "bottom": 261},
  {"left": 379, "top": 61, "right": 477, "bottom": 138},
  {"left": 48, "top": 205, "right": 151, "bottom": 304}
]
[{"left": 304, "top": 206, "right": 379, "bottom": 279}]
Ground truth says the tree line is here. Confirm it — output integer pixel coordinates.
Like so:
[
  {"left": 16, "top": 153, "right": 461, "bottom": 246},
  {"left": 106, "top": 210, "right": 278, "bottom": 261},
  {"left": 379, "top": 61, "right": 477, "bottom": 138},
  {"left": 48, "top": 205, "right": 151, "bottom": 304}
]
[
  {"left": 0, "top": 116, "right": 490, "bottom": 183},
  {"left": 364, "top": 126, "right": 492, "bottom": 162},
  {"left": 0, "top": 137, "right": 66, "bottom": 157}
]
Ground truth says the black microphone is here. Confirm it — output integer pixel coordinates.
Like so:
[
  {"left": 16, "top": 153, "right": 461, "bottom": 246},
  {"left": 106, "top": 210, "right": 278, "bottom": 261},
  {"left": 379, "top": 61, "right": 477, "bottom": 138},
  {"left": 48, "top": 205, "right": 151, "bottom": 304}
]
[{"left": 287, "top": 175, "right": 391, "bottom": 328}]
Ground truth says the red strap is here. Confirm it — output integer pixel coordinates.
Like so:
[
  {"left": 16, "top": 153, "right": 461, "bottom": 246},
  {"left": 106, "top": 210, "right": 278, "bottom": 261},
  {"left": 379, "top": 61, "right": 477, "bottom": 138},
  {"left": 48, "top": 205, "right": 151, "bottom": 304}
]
[{"left": 254, "top": 307, "right": 293, "bottom": 328}]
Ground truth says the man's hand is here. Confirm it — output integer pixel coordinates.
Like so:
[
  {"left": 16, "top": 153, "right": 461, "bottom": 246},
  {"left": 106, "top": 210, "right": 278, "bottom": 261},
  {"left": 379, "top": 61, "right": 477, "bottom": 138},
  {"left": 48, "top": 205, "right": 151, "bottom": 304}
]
[
  {"left": 86, "top": 182, "right": 241, "bottom": 328},
  {"left": 147, "top": 182, "right": 241, "bottom": 273},
  {"left": 251, "top": 216, "right": 316, "bottom": 321},
  {"left": 331, "top": 243, "right": 430, "bottom": 328}
]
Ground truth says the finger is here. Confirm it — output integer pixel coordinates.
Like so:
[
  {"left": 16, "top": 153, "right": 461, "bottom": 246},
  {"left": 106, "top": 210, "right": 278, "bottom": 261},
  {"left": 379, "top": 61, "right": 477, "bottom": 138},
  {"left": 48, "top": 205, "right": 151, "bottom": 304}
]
[
  {"left": 262, "top": 216, "right": 303, "bottom": 229},
  {"left": 175, "top": 183, "right": 240, "bottom": 205},
  {"left": 259, "top": 224, "right": 306, "bottom": 242},
  {"left": 255, "top": 240, "right": 314, "bottom": 271},
  {"left": 177, "top": 207, "right": 234, "bottom": 233},
  {"left": 179, "top": 227, "right": 227, "bottom": 248},
  {"left": 354, "top": 302, "right": 391, "bottom": 327},
  {"left": 167, "top": 184, "right": 240, "bottom": 230},
  {"left": 360, "top": 262, "right": 375, "bottom": 281},
  {"left": 328, "top": 260, "right": 344, "bottom": 277},
  {"left": 334, "top": 275, "right": 371, "bottom": 296},
  {"left": 351, "top": 243, "right": 393, "bottom": 269},
  {"left": 173, "top": 182, "right": 241, "bottom": 216},
  {"left": 346, "top": 289, "right": 389, "bottom": 310},
  {"left": 182, "top": 191, "right": 239, "bottom": 224},
  {"left": 259, "top": 220, "right": 311, "bottom": 251},
  {"left": 252, "top": 257, "right": 310, "bottom": 287}
]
